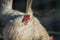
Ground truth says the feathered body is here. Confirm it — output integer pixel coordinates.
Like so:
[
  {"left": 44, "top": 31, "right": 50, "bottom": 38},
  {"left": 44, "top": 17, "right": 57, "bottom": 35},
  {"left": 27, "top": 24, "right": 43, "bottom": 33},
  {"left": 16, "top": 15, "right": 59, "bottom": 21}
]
[
  {"left": 2, "top": 0, "right": 49, "bottom": 40},
  {"left": 3, "top": 12, "right": 49, "bottom": 40}
]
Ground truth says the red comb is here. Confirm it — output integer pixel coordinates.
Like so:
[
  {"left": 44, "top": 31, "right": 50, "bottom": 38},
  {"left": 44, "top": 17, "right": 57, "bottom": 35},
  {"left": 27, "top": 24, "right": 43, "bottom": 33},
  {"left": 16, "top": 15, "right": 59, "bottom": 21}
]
[
  {"left": 23, "top": 15, "right": 30, "bottom": 25},
  {"left": 50, "top": 36, "right": 54, "bottom": 40}
]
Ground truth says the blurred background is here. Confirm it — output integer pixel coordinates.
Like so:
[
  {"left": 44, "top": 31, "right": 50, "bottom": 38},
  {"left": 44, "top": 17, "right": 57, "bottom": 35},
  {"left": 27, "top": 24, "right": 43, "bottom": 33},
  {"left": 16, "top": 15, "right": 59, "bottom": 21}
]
[{"left": 0, "top": 0, "right": 60, "bottom": 40}]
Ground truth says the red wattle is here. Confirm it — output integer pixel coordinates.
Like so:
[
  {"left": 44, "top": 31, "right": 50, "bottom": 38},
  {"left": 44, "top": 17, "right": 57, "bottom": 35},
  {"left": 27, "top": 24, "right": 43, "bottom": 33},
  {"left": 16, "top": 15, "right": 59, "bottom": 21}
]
[{"left": 23, "top": 15, "right": 30, "bottom": 25}]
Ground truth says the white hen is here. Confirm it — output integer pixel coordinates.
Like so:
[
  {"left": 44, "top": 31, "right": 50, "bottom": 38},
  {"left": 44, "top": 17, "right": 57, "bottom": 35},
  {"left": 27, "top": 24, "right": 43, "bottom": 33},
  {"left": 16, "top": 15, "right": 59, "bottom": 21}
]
[
  {"left": 0, "top": 0, "right": 25, "bottom": 26},
  {"left": 2, "top": 0, "right": 49, "bottom": 40}
]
